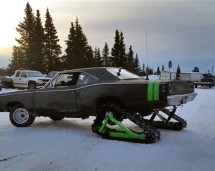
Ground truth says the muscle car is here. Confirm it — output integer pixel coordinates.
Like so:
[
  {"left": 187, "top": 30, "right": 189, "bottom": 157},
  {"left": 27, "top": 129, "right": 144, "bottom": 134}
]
[{"left": 0, "top": 67, "right": 197, "bottom": 143}]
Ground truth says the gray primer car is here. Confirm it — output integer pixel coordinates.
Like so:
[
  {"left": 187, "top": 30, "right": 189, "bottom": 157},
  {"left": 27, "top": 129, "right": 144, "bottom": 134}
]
[{"left": 0, "top": 67, "right": 197, "bottom": 142}]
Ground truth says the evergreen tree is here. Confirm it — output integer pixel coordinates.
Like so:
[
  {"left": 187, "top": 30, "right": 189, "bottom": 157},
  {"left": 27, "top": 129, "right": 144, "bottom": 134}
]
[
  {"left": 192, "top": 66, "right": 199, "bottom": 72},
  {"left": 126, "top": 45, "right": 135, "bottom": 72},
  {"left": 101, "top": 42, "right": 111, "bottom": 66},
  {"left": 11, "top": 2, "right": 36, "bottom": 70},
  {"left": 93, "top": 48, "right": 102, "bottom": 67},
  {"left": 0, "top": 68, "right": 7, "bottom": 76},
  {"left": 111, "top": 30, "right": 120, "bottom": 67},
  {"left": 141, "top": 63, "right": 146, "bottom": 76},
  {"left": 134, "top": 53, "right": 141, "bottom": 74},
  {"left": 156, "top": 66, "right": 161, "bottom": 75},
  {"left": 119, "top": 31, "right": 126, "bottom": 67},
  {"left": 85, "top": 45, "right": 94, "bottom": 67},
  {"left": 149, "top": 68, "right": 153, "bottom": 75},
  {"left": 146, "top": 66, "right": 149, "bottom": 75},
  {"left": 168, "top": 60, "right": 172, "bottom": 71},
  {"left": 64, "top": 18, "right": 90, "bottom": 69},
  {"left": 44, "top": 8, "right": 61, "bottom": 72},
  {"left": 176, "top": 64, "right": 181, "bottom": 79},
  {"left": 75, "top": 18, "right": 90, "bottom": 68},
  {"left": 162, "top": 65, "right": 165, "bottom": 71},
  {"left": 34, "top": 10, "right": 46, "bottom": 72},
  {"left": 111, "top": 30, "right": 126, "bottom": 68},
  {"left": 63, "top": 22, "right": 75, "bottom": 69},
  {"left": 7, "top": 46, "right": 25, "bottom": 74}
]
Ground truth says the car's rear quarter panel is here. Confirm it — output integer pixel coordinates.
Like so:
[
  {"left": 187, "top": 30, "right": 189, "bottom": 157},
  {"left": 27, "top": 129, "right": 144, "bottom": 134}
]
[{"left": 76, "top": 81, "right": 167, "bottom": 116}]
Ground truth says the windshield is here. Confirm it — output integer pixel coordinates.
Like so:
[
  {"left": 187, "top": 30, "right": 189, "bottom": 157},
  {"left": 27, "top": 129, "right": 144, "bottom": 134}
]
[
  {"left": 106, "top": 68, "right": 141, "bottom": 80},
  {"left": 27, "top": 71, "right": 44, "bottom": 77}
]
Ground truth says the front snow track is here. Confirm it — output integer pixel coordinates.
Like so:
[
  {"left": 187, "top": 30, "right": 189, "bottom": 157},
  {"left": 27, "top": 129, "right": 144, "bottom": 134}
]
[{"left": 92, "top": 104, "right": 187, "bottom": 143}]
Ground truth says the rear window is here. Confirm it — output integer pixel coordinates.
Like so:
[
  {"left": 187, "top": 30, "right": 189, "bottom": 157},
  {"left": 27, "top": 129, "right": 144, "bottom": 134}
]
[
  {"left": 28, "top": 71, "right": 43, "bottom": 77},
  {"left": 76, "top": 72, "right": 99, "bottom": 86},
  {"left": 106, "top": 68, "right": 140, "bottom": 80}
]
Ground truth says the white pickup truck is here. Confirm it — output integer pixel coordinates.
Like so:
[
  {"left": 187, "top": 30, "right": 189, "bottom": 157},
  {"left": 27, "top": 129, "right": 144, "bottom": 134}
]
[{"left": 1, "top": 70, "right": 50, "bottom": 90}]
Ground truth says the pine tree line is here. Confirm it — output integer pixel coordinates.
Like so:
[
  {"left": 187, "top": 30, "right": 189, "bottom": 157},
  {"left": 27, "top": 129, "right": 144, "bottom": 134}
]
[
  {"left": 8, "top": 3, "right": 61, "bottom": 74},
  {"left": 7, "top": 2, "right": 142, "bottom": 75},
  {"left": 157, "top": 61, "right": 181, "bottom": 76}
]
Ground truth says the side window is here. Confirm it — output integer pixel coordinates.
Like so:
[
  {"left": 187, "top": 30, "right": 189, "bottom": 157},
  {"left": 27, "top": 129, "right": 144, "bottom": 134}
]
[
  {"left": 15, "top": 71, "right": 21, "bottom": 77},
  {"left": 20, "top": 71, "right": 27, "bottom": 78},
  {"left": 76, "top": 72, "right": 99, "bottom": 86},
  {"left": 55, "top": 72, "right": 80, "bottom": 87}
]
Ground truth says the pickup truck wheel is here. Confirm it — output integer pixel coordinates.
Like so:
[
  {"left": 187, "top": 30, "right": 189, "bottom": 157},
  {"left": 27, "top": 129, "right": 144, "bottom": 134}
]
[
  {"left": 49, "top": 115, "right": 64, "bottom": 121},
  {"left": 28, "top": 83, "right": 36, "bottom": 90},
  {"left": 9, "top": 105, "right": 35, "bottom": 127}
]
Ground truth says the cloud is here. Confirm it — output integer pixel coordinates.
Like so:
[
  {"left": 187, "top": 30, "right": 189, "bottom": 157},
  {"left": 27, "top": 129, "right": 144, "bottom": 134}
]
[{"left": 0, "top": 0, "right": 214, "bottom": 72}]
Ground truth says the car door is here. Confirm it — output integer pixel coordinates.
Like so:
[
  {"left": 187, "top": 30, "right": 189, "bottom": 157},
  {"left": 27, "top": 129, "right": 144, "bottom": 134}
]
[
  {"left": 12, "top": 71, "right": 21, "bottom": 88},
  {"left": 19, "top": 71, "right": 28, "bottom": 88},
  {"left": 13, "top": 71, "right": 28, "bottom": 88},
  {"left": 33, "top": 72, "right": 79, "bottom": 115}
]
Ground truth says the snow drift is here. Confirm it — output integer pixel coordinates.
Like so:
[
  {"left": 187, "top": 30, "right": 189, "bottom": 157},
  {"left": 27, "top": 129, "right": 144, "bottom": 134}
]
[{"left": 0, "top": 86, "right": 215, "bottom": 171}]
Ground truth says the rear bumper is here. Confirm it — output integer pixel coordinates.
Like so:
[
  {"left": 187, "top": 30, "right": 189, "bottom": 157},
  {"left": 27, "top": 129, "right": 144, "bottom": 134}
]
[{"left": 167, "top": 92, "right": 197, "bottom": 106}]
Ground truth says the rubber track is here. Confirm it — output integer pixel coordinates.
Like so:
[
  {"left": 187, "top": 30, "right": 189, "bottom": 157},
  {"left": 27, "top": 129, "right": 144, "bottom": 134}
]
[
  {"left": 93, "top": 104, "right": 161, "bottom": 143},
  {"left": 161, "top": 108, "right": 187, "bottom": 128}
]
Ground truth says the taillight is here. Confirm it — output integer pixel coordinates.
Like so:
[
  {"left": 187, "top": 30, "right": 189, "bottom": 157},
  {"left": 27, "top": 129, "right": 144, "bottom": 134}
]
[
  {"left": 161, "top": 84, "right": 166, "bottom": 93},
  {"left": 169, "top": 84, "right": 173, "bottom": 92}
]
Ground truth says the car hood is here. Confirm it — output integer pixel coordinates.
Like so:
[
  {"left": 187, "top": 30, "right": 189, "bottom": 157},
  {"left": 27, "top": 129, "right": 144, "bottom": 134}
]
[{"left": 30, "top": 77, "right": 50, "bottom": 81}]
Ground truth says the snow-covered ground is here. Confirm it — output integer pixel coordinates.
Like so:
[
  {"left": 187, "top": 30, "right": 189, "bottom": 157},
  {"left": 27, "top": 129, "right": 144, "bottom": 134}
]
[{"left": 0, "top": 86, "right": 215, "bottom": 171}]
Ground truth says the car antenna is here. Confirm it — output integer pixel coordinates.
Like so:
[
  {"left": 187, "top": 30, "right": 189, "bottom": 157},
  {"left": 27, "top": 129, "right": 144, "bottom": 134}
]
[
  {"left": 117, "top": 67, "right": 122, "bottom": 76},
  {"left": 145, "top": 28, "right": 149, "bottom": 80}
]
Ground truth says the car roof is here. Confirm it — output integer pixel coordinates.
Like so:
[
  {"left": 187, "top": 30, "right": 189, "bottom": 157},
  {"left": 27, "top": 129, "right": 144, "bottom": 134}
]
[
  {"left": 59, "top": 67, "right": 120, "bottom": 81},
  {"left": 16, "top": 70, "right": 41, "bottom": 72}
]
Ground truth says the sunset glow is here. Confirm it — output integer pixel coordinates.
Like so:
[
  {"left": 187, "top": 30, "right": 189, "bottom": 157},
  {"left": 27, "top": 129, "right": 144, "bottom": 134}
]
[
  {"left": 0, "top": 0, "right": 214, "bottom": 72},
  {"left": 0, "top": 1, "right": 24, "bottom": 47}
]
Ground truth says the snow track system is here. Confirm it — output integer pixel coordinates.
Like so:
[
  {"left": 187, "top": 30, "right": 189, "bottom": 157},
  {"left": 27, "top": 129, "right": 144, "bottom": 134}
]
[{"left": 92, "top": 104, "right": 187, "bottom": 143}]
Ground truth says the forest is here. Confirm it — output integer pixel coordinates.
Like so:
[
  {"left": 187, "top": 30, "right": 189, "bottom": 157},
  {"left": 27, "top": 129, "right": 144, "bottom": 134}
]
[{"left": 7, "top": 2, "right": 148, "bottom": 76}]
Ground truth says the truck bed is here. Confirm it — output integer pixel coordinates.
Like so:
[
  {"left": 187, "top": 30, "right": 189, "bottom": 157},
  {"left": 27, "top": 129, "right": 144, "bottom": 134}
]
[{"left": 194, "top": 81, "right": 214, "bottom": 88}]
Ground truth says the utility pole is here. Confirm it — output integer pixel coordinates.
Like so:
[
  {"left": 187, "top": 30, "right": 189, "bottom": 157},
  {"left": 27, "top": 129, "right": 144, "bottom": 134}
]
[
  {"left": 145, "top": 28, "right": 149, "bottom": 80},
  {"left": 212, "top": 65, "right": 214, "bottom": 75},
  {"left": 146, "top": 28, "right": 148, "bottom": 69}
]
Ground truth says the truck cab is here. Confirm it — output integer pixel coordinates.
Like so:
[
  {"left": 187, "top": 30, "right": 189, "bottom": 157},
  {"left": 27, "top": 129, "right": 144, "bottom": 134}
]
[{"left": 12, "top": 70, "right": 50, "bottom": 90}]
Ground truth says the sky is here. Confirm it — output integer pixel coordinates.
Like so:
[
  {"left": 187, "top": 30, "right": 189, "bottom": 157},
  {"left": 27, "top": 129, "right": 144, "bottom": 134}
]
[{"left": 0, "top": 0, "right": 215, "bottom": 73}]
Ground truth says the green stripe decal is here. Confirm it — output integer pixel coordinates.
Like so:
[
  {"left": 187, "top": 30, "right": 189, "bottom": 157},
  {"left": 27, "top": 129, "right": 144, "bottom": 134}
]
[
  {"left": 153, "top": 81, "right": 159, "bottom": 101},
  {"left": 147, "top": 81, "right": 160, "bottom": 101},
  {"left": 147, "top": 81, "right": 154, "bottom": 101}
]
